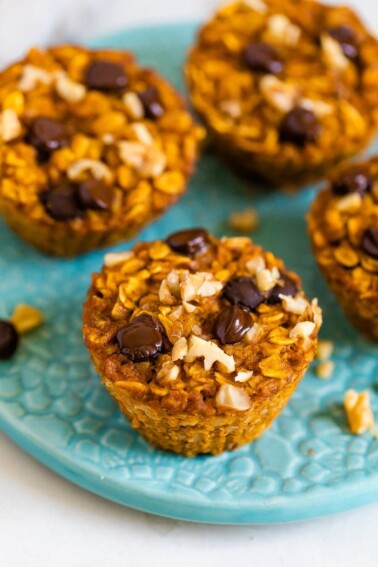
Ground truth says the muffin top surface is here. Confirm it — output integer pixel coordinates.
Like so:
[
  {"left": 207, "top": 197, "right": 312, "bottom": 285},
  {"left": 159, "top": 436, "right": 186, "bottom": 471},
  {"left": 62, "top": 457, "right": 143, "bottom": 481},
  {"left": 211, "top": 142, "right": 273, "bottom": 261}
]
[
  {"left": 83, "top": 230, "right": 322, "bottom": 415},
  {"left": 186, "top": 0, "right": 378, "bottom": 161},
  {"left": 308, "top": 156, "right": 378, "bottom": 292},
  {"left": 0, "top": 45, "right": 202, "bottom": 232}
]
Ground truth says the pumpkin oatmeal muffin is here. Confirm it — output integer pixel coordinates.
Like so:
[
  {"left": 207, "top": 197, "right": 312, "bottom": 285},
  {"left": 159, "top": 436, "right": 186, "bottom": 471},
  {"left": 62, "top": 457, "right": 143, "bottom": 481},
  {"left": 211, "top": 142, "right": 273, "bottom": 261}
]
[
  {"left": 0, "top": 45, "right": 203, "bottom": 256},
  {"left": 185, "top": 0, "right": 378, "bottom": 187},
  {"left": 308, "top": 156, "right": 378, "bottom": 341},
  {"left": 83, "top": 229, "right": 322, "bottom": 456}
]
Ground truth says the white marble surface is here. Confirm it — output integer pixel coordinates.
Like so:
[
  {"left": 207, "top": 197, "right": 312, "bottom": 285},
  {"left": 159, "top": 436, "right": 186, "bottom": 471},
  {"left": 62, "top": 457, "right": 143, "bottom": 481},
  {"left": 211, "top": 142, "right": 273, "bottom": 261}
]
[{"left": 1, "top": 1, "right": 378, "bottom": 566}]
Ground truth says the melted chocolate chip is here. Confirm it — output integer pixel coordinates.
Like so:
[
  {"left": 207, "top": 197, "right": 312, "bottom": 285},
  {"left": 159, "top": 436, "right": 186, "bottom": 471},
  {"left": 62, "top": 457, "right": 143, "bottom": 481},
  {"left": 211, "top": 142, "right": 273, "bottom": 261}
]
[
  {"left": 26, "top": 117, "right": 68, "bottom": 161},
  {"left": 117, "top": 313, "right": 164, "bottom": 362},
  {"left": 77, "top": 179, "right": 113, "bottom": 210},
  {"left": 279, "top": 107, "right": 320, "bottom": 146},
  {"left": 244, "top": 42, "right": 283, "bottom": 74},
  {"left": 213, "top": 305, "right": 251, "bottom": 344},
  {"left": 0, "top": 320, "right": 19, "bottom": 360},
  {"left": 41, "top": 184, "right": 83, "bottom": 221},
  {"left": 85, "top": 61, "right": 128, "bottom": 91},
  {"left": 361, "top": 226, "right": 378, "bottom": 259},
  {"left": 166, "top": 228, "right": 210, "bottom": 256},
  {"left": 328, "top": 25, "right": 359, "bottom": 60},
  {"left": 138, "top": 87, "right": 164, "bottom": 119},
  {"left": 332, "top": 170, "right": 372, "bottom": 196},
  {"left": 223, "top": 277, "right": 264, "bottom": 311},
  {"left": 268, "top": 274, "right": 298, "bottom": 304}
]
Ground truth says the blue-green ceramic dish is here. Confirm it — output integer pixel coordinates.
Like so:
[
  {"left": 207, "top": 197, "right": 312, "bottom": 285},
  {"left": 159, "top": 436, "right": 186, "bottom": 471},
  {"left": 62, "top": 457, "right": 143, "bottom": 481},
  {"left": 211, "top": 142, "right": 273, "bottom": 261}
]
[{"left": 1, "top": 23, "right": 378, "bottom": 524}]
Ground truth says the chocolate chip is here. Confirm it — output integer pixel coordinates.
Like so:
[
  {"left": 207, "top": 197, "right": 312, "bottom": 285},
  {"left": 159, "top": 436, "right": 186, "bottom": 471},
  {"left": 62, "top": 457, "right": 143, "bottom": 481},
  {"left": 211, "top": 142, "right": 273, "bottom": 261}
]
[
  {"left": 279, "top": 107, "right": 320, "bottom": 146},
  {"left": 223, "top": 277, "right": 264, "bottom": 311},
  {"left": 77, "top": 179, "right": 113, "bottom": 211},
  {"left": 26, "top": 117, "right": 68, "bottom": 161},
  {"left": 268, "top": 274, "right": 298, "bottom": 304},
  {"left": 85, "top": 61, "right": 128, "bottom": 91},
  {"left": 41, "top": 184, "right": 83, "bottom": 221},
  {"left": 166, "top": 228, "right": 210, "bottom": 256},
  {"left": 361, "top": 226, "right": 378, "bottom": 259},
  {"left": 0, "top": 320, "right": 19, "bottom": 360},
  {"left": 332, "top": 170, "right": 372, "bottom": 196},
  {"left": 328, "top": 25, "right": 359, "bottom": 60},
  {"left": 213, "top": 305, "right": 251, "bottom": 344},
  {"left": 117, "top": 313, "right": 164, "bottom": 362},
  {"left": 138, "top": 87, "right": 164, "bottom": 119},
  {"left": 244, "top": 42, "right": 283, "bottom": 74}
]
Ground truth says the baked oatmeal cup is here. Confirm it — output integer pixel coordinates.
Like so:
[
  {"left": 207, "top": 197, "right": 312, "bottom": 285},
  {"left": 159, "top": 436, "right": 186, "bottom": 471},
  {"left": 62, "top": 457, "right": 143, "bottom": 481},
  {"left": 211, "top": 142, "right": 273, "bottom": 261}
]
[
  {"left": 83, "top": 229, "right": 322, "bottom": 456},
  {"left": 308, "top": 156, "right": 378, "bottom": 341},
  {"left": 185, "top": 0, "right": 378, "bottom": 187},
  {"left": 0, "top": 45, "right": 203, "bottom": 256}
]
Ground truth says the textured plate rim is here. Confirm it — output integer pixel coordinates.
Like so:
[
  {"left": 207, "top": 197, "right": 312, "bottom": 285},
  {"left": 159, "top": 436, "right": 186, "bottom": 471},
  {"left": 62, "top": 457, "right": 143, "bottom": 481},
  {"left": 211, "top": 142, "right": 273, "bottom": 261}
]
[{"left": 2, "top": 405, "right": 378, "bottom": 524}]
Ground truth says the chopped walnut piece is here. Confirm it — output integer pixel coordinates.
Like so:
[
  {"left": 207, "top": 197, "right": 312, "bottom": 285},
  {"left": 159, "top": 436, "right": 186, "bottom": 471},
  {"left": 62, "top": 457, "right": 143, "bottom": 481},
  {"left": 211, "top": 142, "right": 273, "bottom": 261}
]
[
  {"left": 289, "top": 321, "right": 316, "bottom": 338},
  {"left": 245, "top": 323, "right": 259, "bottom": 343},
  {"left": 171, "top": 337, "right": 188, "bottom": 361},
  {"left": 185, "top": 335, "right": 235, "bottom": 373},
  {"left": 266, "top": 14, "right": 301, "bottom": 46},
  {"left": 55, "top": 72, "right": 86, "bottom": 103},
  {"left": 0, "top": 109, "right": 22, "bottom": 142},
  {"left": 220, "top": 100, "right": 241, "bottom": 118},
  {"left": 260, "top": 75, "right": 298, "bottom": 113},
  {"left": 139, "top": 146, "right": 166, "bottom": 178},
  {"left": 104, "top": 251, "right": 134, "bottom": 268},
  {"left": 316, "top": 360, "right": 334, "bottom": 379},
  {"left": 300, "top": 98, "right": 332, "bottom": 117},
  {"left": 335, "top": 193, "right": 362, "bottom": 213},
  {"left": 235, "top": 370, "right": 253, "bottom": 383},
  {"left": 67, "top": 159, "right": 112, "bottom": 183},
  {"left": 316, "top": 340, "right": 334, "bottom": 361},
  {"left": 180, "top": 271, "right": 223, "bottom": 302},
  {"left": 131, "top": 122, "right": 154, "bottom": 145},
  {"left": 216, "top": 383, "right": 251, "bottom": 410},
  {"left": 18, "top": 64, "right": 52, "bottom": 91},
  {"left": 344, "top": 390, "right": 374, "bottom": 434},
  {"left": 10, "top": 304, "right": 43, "bottom": 334},
  {"left": 280, "top": 294, "right": 309, "bottom": 315},
  {"left": 321, "top": 35, "right": 349, "bottom": 71},
  {"left": 246, "top": 256, "right": 266, "bottom": 274},
  {"left": 157, "top": 361, "right": 180, "bottom": 382},
  {"left": 160, "top": 269, "right": 223, "bottom": 311},
  {"left": 123, "top": 92, "right": 145, "bottom": 120},
  {"left": 243, "top": 0, "right": 267, "bottom": 13},
  {"left": 255, "top": 267, "right": 280, "bottom": 292},
  {"left": 228, "top": 208, "right": 259, "bottom": 233},
  {"left": 118, "top": 141, "right": 145, "bottom": 168}
]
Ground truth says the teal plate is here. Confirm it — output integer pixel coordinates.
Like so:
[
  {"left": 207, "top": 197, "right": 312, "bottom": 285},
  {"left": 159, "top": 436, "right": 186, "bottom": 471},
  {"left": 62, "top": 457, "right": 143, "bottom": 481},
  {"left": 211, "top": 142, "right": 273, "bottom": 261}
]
[{"left": 1, "top": 23, "right": 378, "bottom": 524}]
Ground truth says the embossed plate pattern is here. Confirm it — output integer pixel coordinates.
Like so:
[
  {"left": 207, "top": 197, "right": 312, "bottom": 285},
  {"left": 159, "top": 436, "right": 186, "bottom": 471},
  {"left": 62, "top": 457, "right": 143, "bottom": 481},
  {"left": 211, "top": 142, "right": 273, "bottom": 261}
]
[{"left": 1, "top": 23, "right": 378, "bottom": 524}]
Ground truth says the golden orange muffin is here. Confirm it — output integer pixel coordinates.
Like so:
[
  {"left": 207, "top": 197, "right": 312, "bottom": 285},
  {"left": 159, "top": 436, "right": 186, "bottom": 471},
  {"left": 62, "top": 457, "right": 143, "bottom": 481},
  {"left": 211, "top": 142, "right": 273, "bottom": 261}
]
[
  {"left": 308, "top": 156, "right": 378, "bottom": 341},
  {"left": 0, "top": 45, "right": 203, "bottom": 256},
  {"left": 185, "top": 0, "right": 378, "bottom": 187},
  {"left": 83, "top": 229, "right": 322, "bottom": 456}
]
